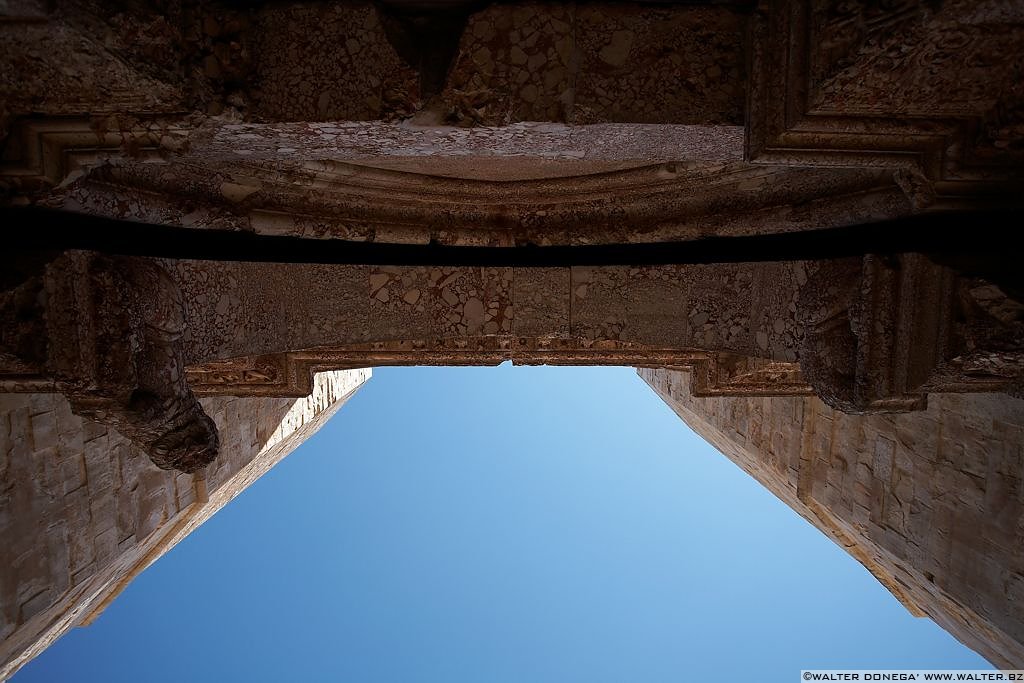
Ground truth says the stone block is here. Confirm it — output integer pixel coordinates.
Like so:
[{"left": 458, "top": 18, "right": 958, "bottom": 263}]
[{"left": 512, "top": 267, "right": 570, "bottom": 338}]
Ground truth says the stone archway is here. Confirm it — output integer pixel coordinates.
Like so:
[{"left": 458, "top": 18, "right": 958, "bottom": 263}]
[{"left": 3, "top": 0, "right": 1024, "bottom": 676}]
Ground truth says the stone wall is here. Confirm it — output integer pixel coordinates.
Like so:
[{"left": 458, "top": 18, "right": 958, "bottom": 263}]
[
  {"left": 639, "top": 367, "right": 1024, "bottom": 669},
  {"left": 0, "top": 368, "right": 370, "bottom": 681}
]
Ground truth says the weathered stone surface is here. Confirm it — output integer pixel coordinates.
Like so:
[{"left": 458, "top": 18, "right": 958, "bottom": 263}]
[
  {"left": 2, "top": 0, "right": 1023, "bottom": 676},
  {"left": 572, "top": 4, "right": 745, "bottom": 125},
  {"left": 8, "top": 252, "right": 1022, "bottom": 420},
  {"left": 640, "top": 367, "right": 1024, "bottom": 668},
  {"left": 443, "top": 3, "right": 576, "bottom": 125},
  {"left": 807, "top": 0, "right": 1024, "bottom": 118},
  {"left": 2, "top": 115, "right": 918, "bottom": 247},
  {"left": 249, "top": 2, "right": 418, "bottom": 122},
  {"left": 0, "top": 2, "right": 188, "bottom": 132},
  {"left": 443, "top": 3, "right": 745, "bottom": 125},
  {"left": 747, "top": 0, "right": 1024, "bottom": 194},
  {"left": 0, "top": 368, "right": 369, "bottom": 681},
  {"left": 164, "top": 261, "right": 803, "bottom": 366}
]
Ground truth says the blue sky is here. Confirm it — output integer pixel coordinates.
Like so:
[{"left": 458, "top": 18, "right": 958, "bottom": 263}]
[{"left": 14, "top": 365, "right": 989, "bottom": 682}]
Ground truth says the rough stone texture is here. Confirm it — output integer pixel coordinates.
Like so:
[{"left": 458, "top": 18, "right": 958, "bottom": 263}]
[
  {"left": 2, "top": 0, "right": 1024, "bottom": 674},
  {"left": 640, "top": 367, "right": 1024, "bottom": 668},
  {"left": 0, "top": 1, "right": 188, "bottom": 135},
  {"left": 747, "top": 0, "right": 1024, "bottom": 192},
  {"left": 0, "top": 1, "right": 748, "bottom": 129},
  {"left": 8, "top": 252, "right": 1021, "bottom": 433},
  {"left": 54, "top": 254, "right": 219, "bottom": 472},
  {"left": 571, "top": 4, "right": 745, "bottom": 125},
  {"left": 807, "top": 0, "right": 1024, "bottom": 118},
  {"left": 443, "top": 3, "right": 746, "bottom": 125},
  {"left": 249, "top": 2, "right": 418, "bottom": 122},
  {"left": 166, "top": 261, "right": 802, "bottom": 365},
  {"left": 0, "top": 368, "right": 369, "bottom": 680},
  {"left": 443, "top": 2, "right": 576, "bottom": 125},
  {"left": 163, "top": 257, "right": 1024, "bottom": 411}
]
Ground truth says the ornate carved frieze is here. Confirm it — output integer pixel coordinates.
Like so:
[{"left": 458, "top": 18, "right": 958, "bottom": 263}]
[
  {"left": 185, "top": 339, "right": 814, "bottom": 399},
  {"left": 8, "top": 248, "right": 1019, "bottom": 426},
  {"left": 688, "top": 352, "right": 814, "bottom": 397}
]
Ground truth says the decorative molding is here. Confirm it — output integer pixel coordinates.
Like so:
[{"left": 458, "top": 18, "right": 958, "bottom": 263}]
[
  {"left": 746, "top": 0, "right": 1024, "bottom": 204},
  {"left": 45, "top": 154, "right": 914, "bottom": 246},
  {"left": 2, "top": 116, "right": 918, "bottom": 246},
  {"left": 795, "top": 252, "right": 1024, "bottom": 413},
  {"left": 690, "top": 353, "right": 814, "bottom": 397},
  {"left": 0, "top": 117, "right": 190, "bottom": 193},
  {"left": 186, "top": 339, "right": 813, "bottom": 398}
]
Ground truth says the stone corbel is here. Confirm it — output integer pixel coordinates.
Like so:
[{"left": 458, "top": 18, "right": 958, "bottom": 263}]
[
  {"left": 795, "top": 252, "right": 1024, "bottom": 413},
  {"left": 796, "top": 254, "right": 944, "bottom": 413},
  {"left": 0, "top": 251, "right": 219, "bottom": 472}
]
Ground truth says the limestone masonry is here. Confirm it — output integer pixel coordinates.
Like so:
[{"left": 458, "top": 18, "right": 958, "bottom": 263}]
[
  {"left": 2, "top": 0, "right": 1024, "bottom": 677},
  {"left": 0, "top": 368, "right": 369, "bottom": 680},
  {"left": 641, "top": 368, "right": 1024, "bottom": 669}
]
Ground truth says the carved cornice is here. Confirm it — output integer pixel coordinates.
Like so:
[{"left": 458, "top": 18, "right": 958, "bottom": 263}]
[
  {"left": 6, "top": 336, "right": 813, "bottom": 400},
  {"left": 90, "top": 156, "right": 910, "bottom": 245},
  {"left": 1, "top": 115, "right": 920, "bottom": 245}
]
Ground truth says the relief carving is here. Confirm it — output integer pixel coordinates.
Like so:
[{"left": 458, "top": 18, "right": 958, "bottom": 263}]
[
  {"left": 185, "top": 340, "right": 814, "bottom": 400},
  {"left": 748, "top": 0, "right": 1024, "bottom": 201},
  {"left": 67, "top": 255, "right": 219, "bottom": 472},
  {"left": 813, "top": 0, "right": 926, "bottom": 88},
  {"left": 690, "top": 352, "right": 813, "bottom": 398}
]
